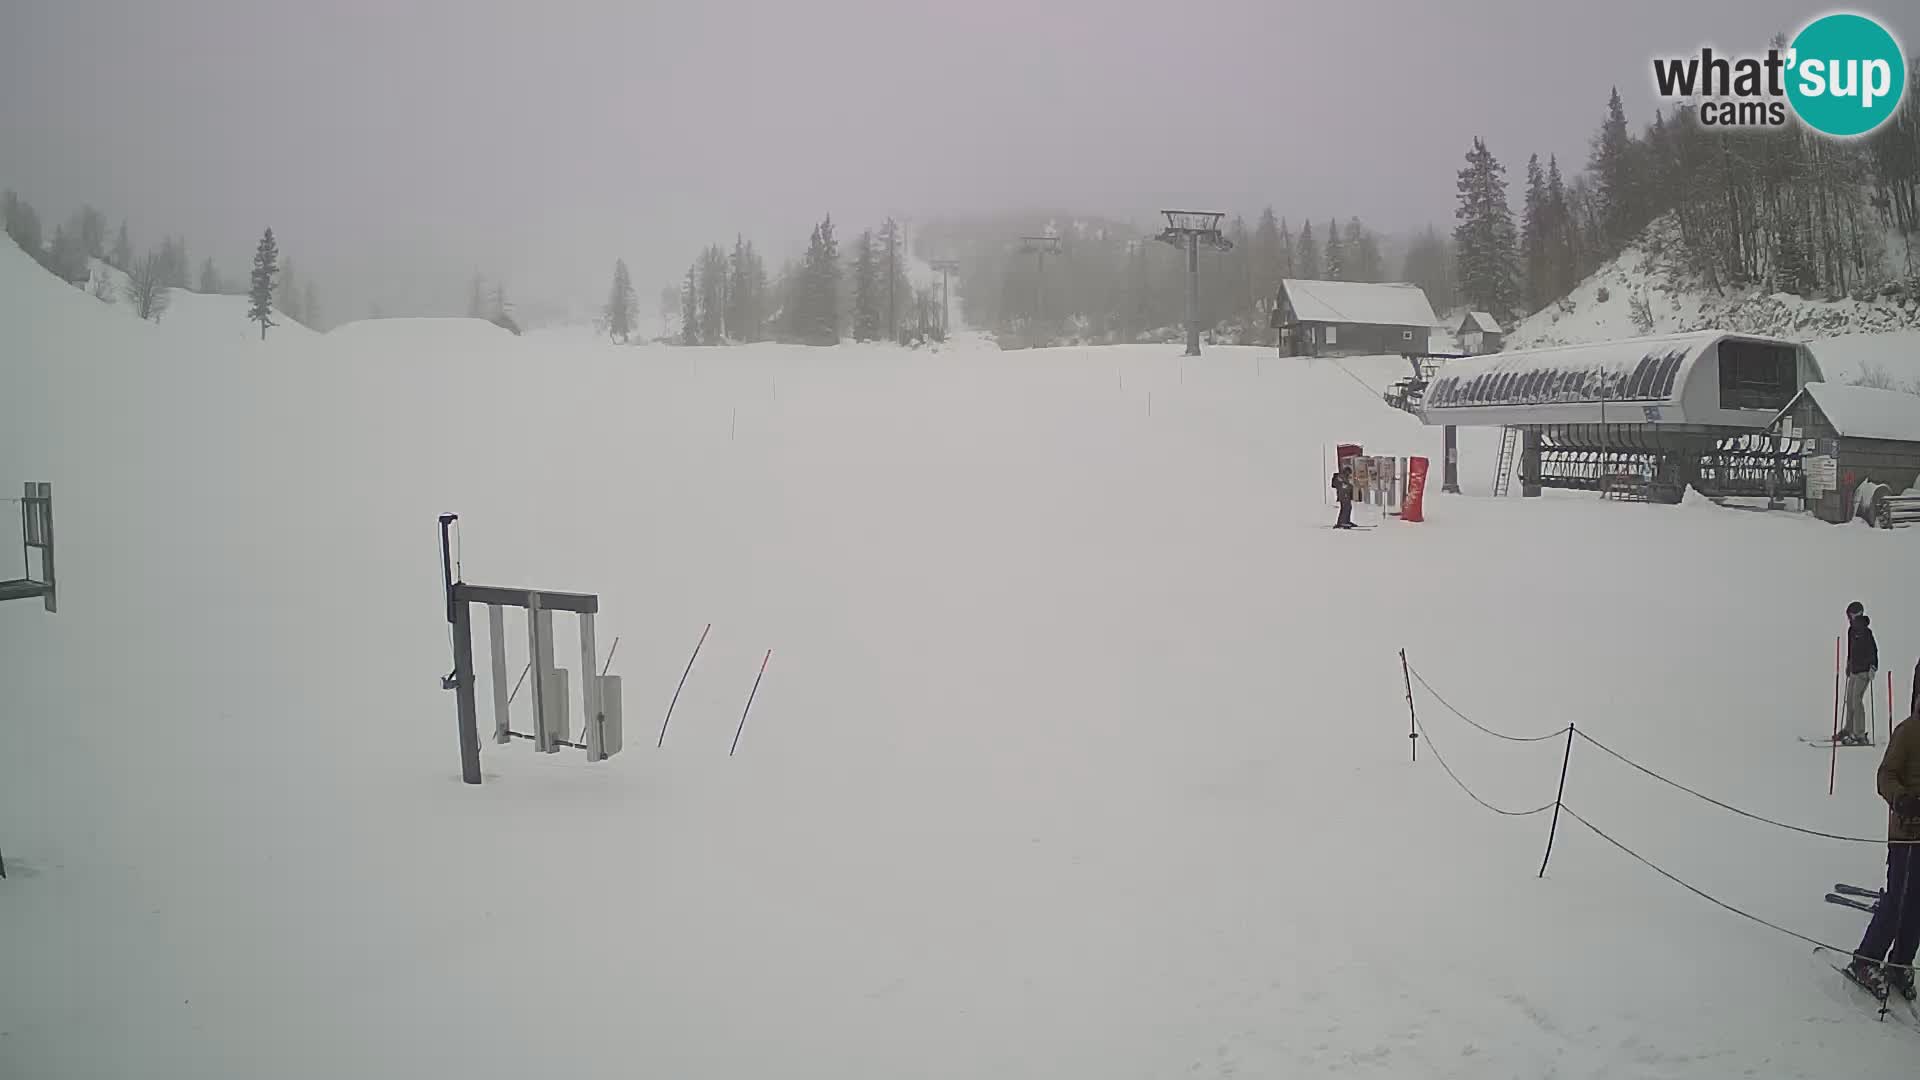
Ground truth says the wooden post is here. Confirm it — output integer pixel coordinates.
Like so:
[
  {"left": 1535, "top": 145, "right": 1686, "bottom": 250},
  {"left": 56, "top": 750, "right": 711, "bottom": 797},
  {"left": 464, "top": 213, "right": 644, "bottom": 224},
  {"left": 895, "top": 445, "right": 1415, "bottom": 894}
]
[
  {"left": 1401, "top": 650, "right": 1418, "bottom": 762},
  {"left": 1538, "top": 725, "right": 1575, "bottom": 879}
]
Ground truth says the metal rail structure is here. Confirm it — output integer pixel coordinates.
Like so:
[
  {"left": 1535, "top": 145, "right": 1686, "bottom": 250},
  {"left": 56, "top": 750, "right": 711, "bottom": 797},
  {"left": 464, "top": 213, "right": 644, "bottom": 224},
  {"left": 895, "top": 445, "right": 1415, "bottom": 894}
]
[
  {"left": 1154, "top": 210, "right": 1234, "bottom": 357},
  {"left": 1529, "top": 428, "right": 1803, "bottom": 504},
  {"left": 1421, "top": 332, "right": 1821, "bottom": 505},
  {"left": 0, "top": 483, "right": 54, "bottom": 612},
  {"left": 438, "top": 514, "right": 623, "bottom": 785}
]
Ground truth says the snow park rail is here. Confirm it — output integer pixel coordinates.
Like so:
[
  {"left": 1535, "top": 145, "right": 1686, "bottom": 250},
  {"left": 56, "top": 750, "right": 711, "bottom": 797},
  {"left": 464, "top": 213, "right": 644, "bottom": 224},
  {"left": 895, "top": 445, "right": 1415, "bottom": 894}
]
[{"left": 1400, "top": 653, "right": 1916, "bottom": 983}]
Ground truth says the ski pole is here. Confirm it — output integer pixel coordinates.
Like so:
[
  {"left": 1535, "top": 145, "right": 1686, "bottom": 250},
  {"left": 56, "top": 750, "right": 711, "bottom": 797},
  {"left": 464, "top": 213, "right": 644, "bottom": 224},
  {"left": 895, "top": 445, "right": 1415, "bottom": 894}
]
[
  {"left": 658, "top": 623, "right": 711, "bottom": 748},
  {"left": 730, "top": 650, "right": 772, "bottom": 757},
  {"left": 1830, "top": 635, "right": 1841, "bottom": 797}
]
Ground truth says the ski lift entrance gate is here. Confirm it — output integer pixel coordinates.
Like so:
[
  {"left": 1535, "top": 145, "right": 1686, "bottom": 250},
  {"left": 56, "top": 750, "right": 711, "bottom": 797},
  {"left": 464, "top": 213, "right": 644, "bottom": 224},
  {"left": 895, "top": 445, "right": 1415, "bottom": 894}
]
[{"left": 438, "top": 513, "right": 623, "bottom": 785}]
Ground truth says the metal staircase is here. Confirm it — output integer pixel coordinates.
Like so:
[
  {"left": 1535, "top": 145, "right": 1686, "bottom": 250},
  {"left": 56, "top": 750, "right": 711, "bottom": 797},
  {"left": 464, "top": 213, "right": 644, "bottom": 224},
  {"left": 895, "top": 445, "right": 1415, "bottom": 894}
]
[{"left": 1491, "top": 428, "right": 1519, "bottom": 497}]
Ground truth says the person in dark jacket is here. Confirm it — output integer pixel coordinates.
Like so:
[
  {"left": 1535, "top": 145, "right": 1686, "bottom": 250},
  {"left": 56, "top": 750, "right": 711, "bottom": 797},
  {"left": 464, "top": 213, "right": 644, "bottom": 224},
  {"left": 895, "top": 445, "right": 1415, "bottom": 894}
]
[
  {"left": 1841, "top": 602, "right": 1879, "bottom": 746},
  {"left": 1332, "top": 465, "right": 1355, "bottom": 529},
  {"left": 1846, "top": 705, "right": 1920, "bottom": 1001}
]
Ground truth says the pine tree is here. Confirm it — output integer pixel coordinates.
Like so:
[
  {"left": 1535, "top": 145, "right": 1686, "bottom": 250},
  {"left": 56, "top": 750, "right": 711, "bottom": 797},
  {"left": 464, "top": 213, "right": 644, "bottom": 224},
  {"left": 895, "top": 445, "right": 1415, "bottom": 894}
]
[
  {"left": 248, "top": 228, "right": 278, "bottom": 339},
  {"left": 604, "top": 258, "right": 637, "bottom": 342},
  {"left": 3, "top": 191, "right": 43, "bottom": 259},
  {"left": 698, "top": 245, "right": 728, "bottom": 343},
  {"left": 47, "top": 224, "right": 88, "bottom": 282},
  {"left": 157, "top": 235, "right": 190, "bottom": 289},
  {"left": 681, "top": 264, "right": 700, "bottom": 345},
  {"left": 1402, "top": 226, "right": 1457, "bottom": 313},
  {"left": 110, "top": 220, "right": 131, "bottom": 271},
  {"left": 1346, "top": 217, "right": 1381, "bottom": 282},
  {"left": 1454, "top": 138, "right": 1521, "bottom": 322},
  {"left": 1520, "top": 154, "right": 1550, "bottom": 313},
  {"left": 851, "top": 230, "right": 881, "bottom": 341},
  {"left": 1277, "top": 218, "right": 1295, "bottom": 278},
  {"left": 75, "top": 205, "right": 106, "bottom": 260},
  {"left": 468, "top": 273, "right": 487, "bottom": 318},
  {"left": 1323, "top": 218, "right": 1344, "bottom": 280},
  {"left": 725, "top": 237, "right": 765, "bottom": 343},
  {"left": 1590, "top": 87, "right": 1638, "bottom": 253},
  {"left": 879, "top": 218, "right": 904, "bottom": 341},
  {"left": 1544, "top": 155, "right": 1577, "bottom": 299},
  {"left": 1296, "top": 219, "right": 1320, "bottom": 279},
  {"left": 198, "top": 257, "right": 221, "bottom": 294},
  {"left": 799, "top": 214, "right": 840, "bottom": 345}
]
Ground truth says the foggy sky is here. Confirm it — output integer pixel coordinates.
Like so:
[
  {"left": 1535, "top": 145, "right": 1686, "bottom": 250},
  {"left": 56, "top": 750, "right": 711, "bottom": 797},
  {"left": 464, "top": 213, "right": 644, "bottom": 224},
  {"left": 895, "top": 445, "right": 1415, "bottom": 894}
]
[{"left": 4, "top": 0, "right": 1915, "bottom": 322}]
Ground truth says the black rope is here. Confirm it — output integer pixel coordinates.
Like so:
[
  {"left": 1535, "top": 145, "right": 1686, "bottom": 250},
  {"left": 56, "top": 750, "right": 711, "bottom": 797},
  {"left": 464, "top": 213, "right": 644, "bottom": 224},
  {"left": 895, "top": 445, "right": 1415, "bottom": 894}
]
[
  {"left": 1572, "top": 728, "right": 1920, "bottom": 846},
  {"left": 1412, "top": 712, "right": 1561, "bottom": 818},
  {"left": 1559, "top": 805, "right": 1913, "bottom": 974},
  {"left": 1408, "top": 666, "right": 1570, "bottom": 743}
]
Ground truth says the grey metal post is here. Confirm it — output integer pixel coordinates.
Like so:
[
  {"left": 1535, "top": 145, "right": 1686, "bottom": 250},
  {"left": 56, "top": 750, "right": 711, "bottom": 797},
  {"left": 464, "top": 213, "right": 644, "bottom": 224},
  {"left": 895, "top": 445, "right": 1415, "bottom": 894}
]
[
  {"left": 527, "top": 593, "right": 548, "bottom": 753},
  {"left": 1521, "top": 429, "right": 1543, "bottom": 498},
  {"left": 487, "top": 604, "right": 510, "bottom": 744},
  {"left": 452, "top": 599, "right": 482, "bottom": 784},
  {"left": 1185, "top": 234, "right": 1201, "bottom": 357},
  {"left": 34, "top": 483, "right": 53, "bottom": 613},
  {"left": 578, "top": 612, "right": 600, "bottom": 759},
  {"left": 1442, "top": 426, "right": 1461, "bottom": 493}
]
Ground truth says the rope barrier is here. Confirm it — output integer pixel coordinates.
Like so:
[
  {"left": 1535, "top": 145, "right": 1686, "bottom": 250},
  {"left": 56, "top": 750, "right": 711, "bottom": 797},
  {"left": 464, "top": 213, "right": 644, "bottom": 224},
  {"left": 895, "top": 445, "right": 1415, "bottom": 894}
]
[
  {"left": 1559, "top": 804, "right": 1913, "bottom": 974},
  {"left": 1572, "top": 727, "right": 1919, "bottom": 845},
  {"left": 1412, "top": 712, "right": 1561, "bottom": 818},
  {"left": 1408, "top": 666, "right": 1570, "bottom": 743}
]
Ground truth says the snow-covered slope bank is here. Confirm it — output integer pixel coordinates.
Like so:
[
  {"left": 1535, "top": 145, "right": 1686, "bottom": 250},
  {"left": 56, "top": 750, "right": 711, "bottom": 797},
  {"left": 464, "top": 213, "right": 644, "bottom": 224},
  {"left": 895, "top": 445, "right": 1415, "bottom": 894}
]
[{"left": 1510, "top": 215, "right": 1920, "bottom": 350}]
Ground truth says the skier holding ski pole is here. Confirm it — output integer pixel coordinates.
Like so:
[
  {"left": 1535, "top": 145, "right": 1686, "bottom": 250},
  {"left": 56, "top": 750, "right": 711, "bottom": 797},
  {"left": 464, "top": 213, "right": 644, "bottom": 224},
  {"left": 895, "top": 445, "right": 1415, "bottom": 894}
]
[
  {"left": 1844, "top": 693, "right": 1920, "bottom": 1002},
  {"left": 1331, "top": 464, "right": 1356, "bottom": 530},
  {"left": 1839, "top": 602, "right": 1878, "bottom": 747}
]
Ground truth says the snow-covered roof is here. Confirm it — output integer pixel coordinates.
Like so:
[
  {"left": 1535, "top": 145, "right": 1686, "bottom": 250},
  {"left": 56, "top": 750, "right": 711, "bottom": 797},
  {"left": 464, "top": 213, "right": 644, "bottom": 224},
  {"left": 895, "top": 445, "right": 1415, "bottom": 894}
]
[
  {"left": 1778, "top": 382, "right": 1920, "bottom": 442},
  {"left": 1425, "top": 331, "right": 1719, "bottom": 411},
  {"left": 1459, "top": 311, "right": 1503, "bottom": 334},
  {"left": 1279, "top": 279, "right": 1438, "bottom": 328}
]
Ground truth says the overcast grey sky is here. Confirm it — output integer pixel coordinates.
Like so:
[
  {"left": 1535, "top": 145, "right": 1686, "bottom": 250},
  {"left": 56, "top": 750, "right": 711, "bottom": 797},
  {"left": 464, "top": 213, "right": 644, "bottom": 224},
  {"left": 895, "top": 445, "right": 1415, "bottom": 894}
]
[{"left": 4, "top": 0, "right": 1915, "bottom": 320}]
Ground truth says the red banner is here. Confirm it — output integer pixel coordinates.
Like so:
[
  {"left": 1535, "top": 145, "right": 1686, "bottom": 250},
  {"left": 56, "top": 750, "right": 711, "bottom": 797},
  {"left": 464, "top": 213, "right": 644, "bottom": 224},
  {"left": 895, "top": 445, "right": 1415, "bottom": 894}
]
[{"left": 1403, "top": 456, "right": 1429, "bottom": 522}]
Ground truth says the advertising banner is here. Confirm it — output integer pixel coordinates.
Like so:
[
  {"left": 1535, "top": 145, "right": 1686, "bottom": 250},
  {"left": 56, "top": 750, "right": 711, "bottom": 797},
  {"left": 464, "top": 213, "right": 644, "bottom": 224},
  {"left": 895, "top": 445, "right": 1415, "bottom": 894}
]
[{"left": 1403, "top": 456, "right": 1429, "bottom": 522}]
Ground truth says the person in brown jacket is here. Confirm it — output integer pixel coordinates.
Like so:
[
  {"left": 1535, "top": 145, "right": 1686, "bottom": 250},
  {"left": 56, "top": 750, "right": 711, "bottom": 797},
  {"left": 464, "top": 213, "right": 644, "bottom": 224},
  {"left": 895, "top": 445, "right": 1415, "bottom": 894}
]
[{"left": 1847, "top": 706, "right": 1920, "bottom": 1001}]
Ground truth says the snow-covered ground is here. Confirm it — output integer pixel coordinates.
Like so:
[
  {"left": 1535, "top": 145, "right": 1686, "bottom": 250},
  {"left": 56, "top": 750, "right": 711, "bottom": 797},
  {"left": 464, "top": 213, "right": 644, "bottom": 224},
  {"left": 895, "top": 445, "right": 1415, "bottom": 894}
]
[{"left": 5, "top": 237, "right": 1920, "bottom": 1077}]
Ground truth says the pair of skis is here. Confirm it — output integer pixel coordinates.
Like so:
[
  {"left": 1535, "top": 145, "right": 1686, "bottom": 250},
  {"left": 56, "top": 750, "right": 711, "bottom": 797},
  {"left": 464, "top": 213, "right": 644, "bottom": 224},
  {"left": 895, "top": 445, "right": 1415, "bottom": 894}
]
[
  {"left": 1818, "top": 884, "right": 1920, "bottom": 1030},
  {"left": 1802, "top": 734, "right": 1876, "bottom": 748},
  {"left": 1824, "top": 882, "right": 1885, "bottom": 914}
]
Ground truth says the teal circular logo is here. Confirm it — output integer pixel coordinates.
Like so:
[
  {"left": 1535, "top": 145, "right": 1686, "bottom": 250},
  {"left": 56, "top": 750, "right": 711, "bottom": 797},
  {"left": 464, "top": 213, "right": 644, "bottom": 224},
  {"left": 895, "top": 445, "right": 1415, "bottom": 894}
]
[{"left": 1787, "top": 13, "right": 1907, "bottom": 137}]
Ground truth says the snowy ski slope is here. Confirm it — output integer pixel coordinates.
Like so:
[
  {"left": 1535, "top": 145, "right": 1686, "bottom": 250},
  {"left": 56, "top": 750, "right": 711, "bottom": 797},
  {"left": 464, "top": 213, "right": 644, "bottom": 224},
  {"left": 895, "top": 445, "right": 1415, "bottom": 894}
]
[{"left": 4, "top": 239, "right": 1920, "bottom": 1077}]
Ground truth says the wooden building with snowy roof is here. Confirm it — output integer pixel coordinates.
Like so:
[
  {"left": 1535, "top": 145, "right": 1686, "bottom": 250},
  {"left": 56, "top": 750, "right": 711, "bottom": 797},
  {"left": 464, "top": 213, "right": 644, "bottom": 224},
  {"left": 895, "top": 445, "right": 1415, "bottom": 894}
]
[{"left": 1268, "top": 279, "right": 1438, "bottom": 358}]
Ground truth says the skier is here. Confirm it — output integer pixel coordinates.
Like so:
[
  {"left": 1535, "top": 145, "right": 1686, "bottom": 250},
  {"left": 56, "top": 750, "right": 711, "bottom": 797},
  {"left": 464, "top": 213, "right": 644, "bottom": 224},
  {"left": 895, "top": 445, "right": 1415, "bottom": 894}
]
[
  {"left": 1841, "top": 602, "right": 1879, "bottom": 747},
  {"left": 1845, "top": 698, "right": 1920, "bottom": 1001},
  {"left": 1332, "top": 464, "right": 1355, "bottom": 529}
]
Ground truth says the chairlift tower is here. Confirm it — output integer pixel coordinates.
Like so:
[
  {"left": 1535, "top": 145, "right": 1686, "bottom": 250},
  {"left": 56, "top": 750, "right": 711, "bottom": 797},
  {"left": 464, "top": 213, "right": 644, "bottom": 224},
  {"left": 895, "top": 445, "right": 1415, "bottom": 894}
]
[
  {"left": 1018, "top": 235, "right": 1061, "bottom": 326},
  {"left": 1155, "top": 210, "right": 1233, "bottom": 357},
  {"left": 930, "top": 258, "right": 960, "bottom": 339}
]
